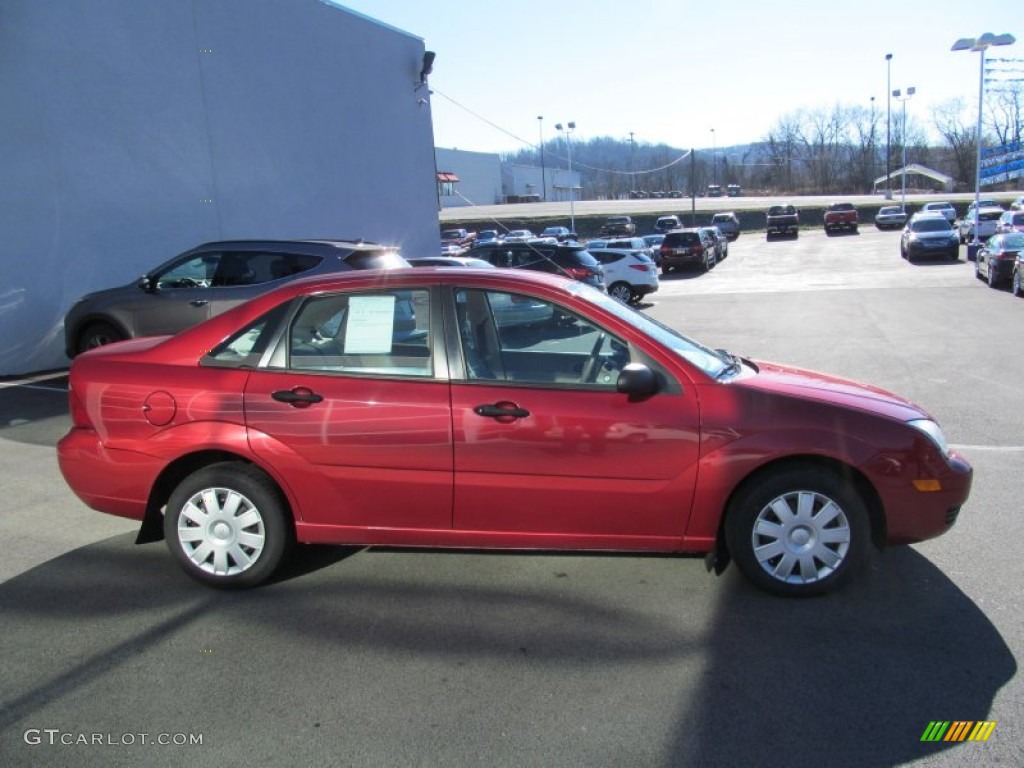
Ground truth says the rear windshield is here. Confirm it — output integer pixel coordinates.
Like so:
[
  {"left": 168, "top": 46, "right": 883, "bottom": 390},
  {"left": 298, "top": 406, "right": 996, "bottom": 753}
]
[
  {"left": 343, "top": 249, "right": 410, "bottom": 269},
  {"left": 712, "top": 214, "right": 733, "bottom": 223},
  {"left": 665, "top": 232, "right": 700, "bottom": 245},
  {"left": 768, "top": 206, "right": 795, "bottom": 215}
]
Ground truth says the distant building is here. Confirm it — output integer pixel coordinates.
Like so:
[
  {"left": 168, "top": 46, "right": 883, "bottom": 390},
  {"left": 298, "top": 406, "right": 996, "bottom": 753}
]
[{"left": 437, "top": 149, "right": 580, "bottom": 207}]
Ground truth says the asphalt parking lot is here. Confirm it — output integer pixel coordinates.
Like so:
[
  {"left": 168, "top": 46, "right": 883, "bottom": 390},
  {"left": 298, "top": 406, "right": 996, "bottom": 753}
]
[{"left": 2, "top": 226, "right": 1022, "bottom": 767}]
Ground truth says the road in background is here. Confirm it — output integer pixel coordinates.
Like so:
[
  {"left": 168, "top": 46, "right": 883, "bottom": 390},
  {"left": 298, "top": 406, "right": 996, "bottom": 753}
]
[{"left": 2, "top": 228, "right": 1021, "bottom": 767}]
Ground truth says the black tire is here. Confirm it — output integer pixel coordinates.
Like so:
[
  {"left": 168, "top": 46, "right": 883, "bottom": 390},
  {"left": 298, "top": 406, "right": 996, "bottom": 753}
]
[
  {"left": 1013, "top": 268, "right": 1023, "bottom": 297},
  {"left": 975, "top": 260, "right": 984, "bottom": 280},
  {"left": 988, "top": 266, "right": 1000, "bottom": 289},
  {"left": 164, "top": 462, "right": 293, "bottom": 589},
  {"left": 76, "top": 321, "right": 125, "bottom": 355},
  {"left": 608, "top": 282, "right": 633, "bottom": 303},
  {"left": 724, "top": 465, "right": 869, "bottom": 597}
]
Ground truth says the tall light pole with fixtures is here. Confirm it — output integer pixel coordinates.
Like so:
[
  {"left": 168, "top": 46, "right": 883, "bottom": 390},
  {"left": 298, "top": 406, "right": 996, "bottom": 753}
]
[
  {"left": 885, "top": 53, "right": 893, "bottom": 199},
  {"left": 537, "top": 116, "right": 546, "bottom": 202},
  {"left": 951, "top": 32, "right": 1017, "bottom": 253},
  {"left": 555, "top": 121, "right": 576, "bottom": 233},
  {"left": 893, "top": 87, "right": 915, "bottom": 210}
]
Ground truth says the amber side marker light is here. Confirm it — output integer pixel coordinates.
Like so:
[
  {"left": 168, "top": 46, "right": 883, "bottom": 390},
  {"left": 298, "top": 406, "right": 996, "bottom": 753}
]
[{"left": 913, "top": 479, "right": 943, "bottom": 492}]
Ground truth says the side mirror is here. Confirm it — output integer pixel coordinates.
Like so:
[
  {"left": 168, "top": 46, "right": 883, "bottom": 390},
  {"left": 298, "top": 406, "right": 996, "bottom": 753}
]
[
  {"left": 137, "top": 276, "right": 155, "bottom": 292},
  {"left": 616, "top": 363, "right": 658, "bottom": 398}
]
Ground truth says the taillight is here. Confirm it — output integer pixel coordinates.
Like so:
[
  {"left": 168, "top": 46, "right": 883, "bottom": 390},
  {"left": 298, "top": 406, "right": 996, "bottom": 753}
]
[
  {"left": 564, "top": 266, "right": 593, "bottom": 280},
  {"left": 68, "top": 382, "right": 93, "bottom": 428},
  {"left": 629, "top": 264, "right": 650, "bottom": 272}
]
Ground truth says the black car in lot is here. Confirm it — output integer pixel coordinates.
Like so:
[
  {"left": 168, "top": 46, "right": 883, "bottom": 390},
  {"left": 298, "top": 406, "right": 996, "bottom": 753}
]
[
  {"left": 64, "top": 239, "right": 409, "bottom": 357},
  {"left": 900, "top": 214, "right": 960, "bottom": 263},
  {"left": 976, "top": 232, "right": 1024, "bottom": 289},
  {"left": 468, "top": 241, "right": 606, "bottom": 290}
]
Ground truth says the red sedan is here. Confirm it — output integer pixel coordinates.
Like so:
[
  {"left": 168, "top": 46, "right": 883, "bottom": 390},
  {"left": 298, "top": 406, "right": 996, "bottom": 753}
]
[{"left": 57, "top": 268, "right": 972, "bottom": 596}]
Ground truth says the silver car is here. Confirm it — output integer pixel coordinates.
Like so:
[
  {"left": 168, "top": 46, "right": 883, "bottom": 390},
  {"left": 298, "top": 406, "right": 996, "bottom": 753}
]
[{"left": 64, "top": 239, "right": 409, "bottom": 357}]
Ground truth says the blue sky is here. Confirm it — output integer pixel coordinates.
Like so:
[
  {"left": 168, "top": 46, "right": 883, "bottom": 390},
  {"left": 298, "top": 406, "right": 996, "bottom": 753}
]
[{"left": 335, "top": 1, "right": 1020, "bottom": 154}]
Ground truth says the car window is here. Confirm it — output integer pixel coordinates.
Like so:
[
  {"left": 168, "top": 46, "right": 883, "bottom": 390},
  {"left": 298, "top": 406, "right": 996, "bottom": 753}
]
[
  {"left": 455, "top": 288, "right": 630, "bottom": 388},
  {"left": 343, "top": 249, "right": 409, "bottom": 270},
  {"left": 202, "top": 302, "right": 291, "bottom": 368},
  {"left": 912, "top": 219, "right": 951, "bottom": 232},
  {"left": 286, "top": 289, "right": 432, "bottom": 377},
  {"left": 155, "top": 254, "right": 218, "bottom": 289}
]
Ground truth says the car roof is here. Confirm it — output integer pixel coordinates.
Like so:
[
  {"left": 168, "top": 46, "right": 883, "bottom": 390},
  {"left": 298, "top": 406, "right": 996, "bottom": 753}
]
[{"left": 191, "top": 238, "right": 389, "bottom": 252}]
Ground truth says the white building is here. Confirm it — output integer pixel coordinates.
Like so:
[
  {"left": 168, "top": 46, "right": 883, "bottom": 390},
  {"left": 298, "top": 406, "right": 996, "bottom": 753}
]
[{"left": 1, "top": 0, "right": 440, "bottom": 375}]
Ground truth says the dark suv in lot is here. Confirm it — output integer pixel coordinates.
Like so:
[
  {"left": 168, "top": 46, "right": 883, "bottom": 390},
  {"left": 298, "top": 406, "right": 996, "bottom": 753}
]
[
  {"left": 659, "top": 228, "right": 717, "bottom": 273},
  {"left": 469, "top": 241, "right": 606, "bottom": 290},
  {"left": 64, "top": 239, "right": 409, "bottom": 356},
  {"left": 600, "top": 216, "right": 637, "bottom": 236}
]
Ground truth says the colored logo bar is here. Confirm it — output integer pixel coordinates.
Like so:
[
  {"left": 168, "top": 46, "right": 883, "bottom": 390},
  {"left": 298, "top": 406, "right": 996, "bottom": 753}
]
[{"left": 920, "top": 721, "right": 996, "bottom": 742}]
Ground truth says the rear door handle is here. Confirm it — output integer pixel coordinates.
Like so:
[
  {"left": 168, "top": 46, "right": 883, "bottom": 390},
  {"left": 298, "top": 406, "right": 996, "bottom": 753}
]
[
  {"left": 474, "top": 402, "right": 530, "bottom": 421},
  {"left": 190, "top": 299, "right": 209, "bottom": 307},
  {"left": 272, "top": 387, "right": 323, "bottom": 408}
]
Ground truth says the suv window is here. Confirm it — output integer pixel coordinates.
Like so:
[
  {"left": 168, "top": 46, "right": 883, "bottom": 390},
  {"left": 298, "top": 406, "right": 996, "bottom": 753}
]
[
  {"left": 768, "top": 206, "right": 796, "bottom": 215},
  {"left": 343, "top": 249, "right": 409, "bottom": 270}
]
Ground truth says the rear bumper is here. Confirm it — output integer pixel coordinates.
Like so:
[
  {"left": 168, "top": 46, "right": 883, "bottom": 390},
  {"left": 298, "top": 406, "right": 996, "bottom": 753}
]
[{"left": 57, "top": 428, "right": 161, "bottom": 520}]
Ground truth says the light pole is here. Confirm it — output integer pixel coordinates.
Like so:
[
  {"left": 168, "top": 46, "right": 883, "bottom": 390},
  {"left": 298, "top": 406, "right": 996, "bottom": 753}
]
[
  {"left": 711, "top": 128, "right": 718, "bottom": 187},
  {"left": 952, "top": 33, "right": 1017, "bottom": 253},
  {"left": 628, "top": 131, "right": 635, "bottom": 195},
  {"left": 870, "top": 96, "right": 876, "bottom": 192},
  {"left": 885, "top": 53, "right": 892, "bottom": 199},
  {"left": 893, "top": 87, "right": 915, "bottom": 211},
  {"left": 537, "top": 116, "right": 546, "bottom": 202},
  {"left": 555, "top": 121, "right": 576, "bottom": 233}
]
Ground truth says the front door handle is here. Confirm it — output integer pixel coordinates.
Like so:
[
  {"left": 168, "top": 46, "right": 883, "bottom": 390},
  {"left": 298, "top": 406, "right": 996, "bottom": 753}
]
[
  {"left": 474, "top": 402, "right": 530, "bottom": 421},
  {"left": 272, "top": 387, "right": 323, "bottom": 408},
  {"left": 190, "top": 299, "right": 209, "bottom": 307}
]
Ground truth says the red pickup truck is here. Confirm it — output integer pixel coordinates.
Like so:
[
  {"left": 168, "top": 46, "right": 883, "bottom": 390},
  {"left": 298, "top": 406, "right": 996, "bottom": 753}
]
[{"left": 824, "top": 202, "right": 859, "bottom": 234}]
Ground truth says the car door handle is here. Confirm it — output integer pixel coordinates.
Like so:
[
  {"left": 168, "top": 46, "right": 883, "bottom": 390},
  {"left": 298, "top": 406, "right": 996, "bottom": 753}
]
[
  {"left": 272, "top": 388, "right": 323, "bottom": 408},
  {"left": 474, "top": 402, "right": 530, "bottom": 420},
  {"left": 190, "top": 299, "right": 209, "bottom": 307}
]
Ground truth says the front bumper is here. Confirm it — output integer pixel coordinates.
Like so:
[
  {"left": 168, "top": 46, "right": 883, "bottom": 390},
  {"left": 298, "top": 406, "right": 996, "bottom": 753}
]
[{"left": 881, "top": 453, "right": 973, "bottom": 544}]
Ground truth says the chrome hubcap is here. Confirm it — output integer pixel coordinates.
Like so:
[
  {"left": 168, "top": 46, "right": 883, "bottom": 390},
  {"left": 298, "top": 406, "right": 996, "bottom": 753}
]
[
  {"left": 751, "top": 490, "right": 851, "bottom": 585},
  {"left": 176, "top": 487, "right": 266, "bottom": 576}
]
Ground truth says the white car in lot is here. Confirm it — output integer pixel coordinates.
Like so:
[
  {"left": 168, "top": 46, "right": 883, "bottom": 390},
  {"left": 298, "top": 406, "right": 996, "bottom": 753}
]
[
  {"left": 920, "top": 201, "right": 956, "bottom": 224},
  {"left": 587, "top": 248, "right": 659, "bottom": 304},
  {"left": 958, "top": 200, "right": 1005, "bottom": 244}
]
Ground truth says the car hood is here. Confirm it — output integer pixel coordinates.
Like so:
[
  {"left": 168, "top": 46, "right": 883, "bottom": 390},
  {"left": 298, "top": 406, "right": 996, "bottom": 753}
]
[{"left": 737, "top": 360, "right": 926, "bottom": 421}]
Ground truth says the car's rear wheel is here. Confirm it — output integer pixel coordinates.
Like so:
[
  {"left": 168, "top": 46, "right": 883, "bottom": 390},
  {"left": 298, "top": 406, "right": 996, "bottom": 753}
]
[
  {"left": 164, "top": 462, "right": 293, "bottom": 589},
  {"left": 1013, "top": 268, "right": 1023, "bottom": 297},
  {"left": 725, "top": 465, "right": 869, "bottom": 597},
  {"left": 76, "top": 321, "right": 125, "bottom": 355},
  {"left": 608, "top": 282, "right": 633, "bottom": 303},
  {"left": 988, "top": 265, "right": 999, "bottom": 288}
]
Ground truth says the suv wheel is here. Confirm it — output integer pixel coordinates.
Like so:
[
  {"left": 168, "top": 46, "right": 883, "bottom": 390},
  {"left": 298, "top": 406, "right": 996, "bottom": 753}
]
[
  {"left": 608, "top": 282, "right": 633, "bottom": 303},
  {"left": 76, "top": 321, "right": 126, "bottom": 355}
]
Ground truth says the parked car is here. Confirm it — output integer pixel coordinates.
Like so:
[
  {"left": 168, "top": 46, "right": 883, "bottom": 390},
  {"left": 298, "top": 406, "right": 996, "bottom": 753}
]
[
  {"left": 441, "top": 228, "right": 476, "bottom": 248},
  {"left": 920, "top": 201, "right": 957, "bottom": 224},
  {"left": 765, "top": 204, "right": 799, "bottom": 238},
  {"left": 900, "top": 213, "right": 960, "bottom": 262},
  {"left": 599, "top": 216, "right": 636, "bottom": 236},
  {"left": 699, "top": 226, "right": 728, "bottom": 261},
  {"left": 654, "top": 215, "right": 682, "bottom": 234},
  {"left": 996, "top": 210, "right": 1024, "bottom": 234},
  {"left": 1010, "top": 196, "right": 1024, "bottom": 211},
  {"left": 503, "top": 229, "right": 535, "bottom": 243},
  {"left": 407, "top": 256, "right": 494, "bottom": 268},
  {"left": 475, "top": 229, "right": 502, "bottom": 245},
  {"left": 63, "top": 239, "right": 409, "bottom": 357},
  {"left": 540, "top": 226, "right": 575, "bottom": 242},
  {"left": 660, "top": 228, "right": 716, "bottom": 273},
  {"left": 57, "top": 268, "right": 972, "bottom": 596},
  {"left": 710, "top": 212, "right": 741, "bottom": 240},
  {"left": 975, "top": 232, "right": 1024, "bottom": 289},
  {"left": 469, "top": 241, "right": 605, "bottom": 290},
  {"left": 1014, "top": 250, "right": 1024, "bottom": 297},
  {"left": 958, "top": 200, "right": 1005, "bottom": 244},
  {"left": 823, "top": 202, "right": 859, "bottom": 234},
  {"left": 587, "top": 248, "right": 659, "bottom": 304},
  {"left": 874, "top": 206, "right": 907, "bottom": 230}
]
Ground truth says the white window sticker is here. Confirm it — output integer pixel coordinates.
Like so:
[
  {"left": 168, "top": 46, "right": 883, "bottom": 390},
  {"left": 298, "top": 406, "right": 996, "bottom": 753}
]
[{"left": 343, "top": 295, "right": 395, "bottom": 354}]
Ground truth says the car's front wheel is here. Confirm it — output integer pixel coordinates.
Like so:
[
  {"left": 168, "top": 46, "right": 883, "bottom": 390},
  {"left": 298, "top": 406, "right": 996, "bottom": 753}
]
[
  {"left": 725, "top": 465, "right": 869, "bottom": 597},
  {"left": 1013, "top": 268, "right": 1023, "bottom": 297},
  {"left": 164, "top": 463, "right": 293, "bottom": 589},
  {"left": 608, "top": 282, "right": 633, "bottom": 303}
]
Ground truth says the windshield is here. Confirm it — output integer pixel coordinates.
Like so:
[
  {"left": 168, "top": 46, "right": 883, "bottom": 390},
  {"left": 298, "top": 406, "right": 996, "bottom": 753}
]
[
  {"left": 564, "top": 282, "right": 729, "bottom": 377},
  {"left": 912, "top": 219, "right": 951, "bottom": 233}
]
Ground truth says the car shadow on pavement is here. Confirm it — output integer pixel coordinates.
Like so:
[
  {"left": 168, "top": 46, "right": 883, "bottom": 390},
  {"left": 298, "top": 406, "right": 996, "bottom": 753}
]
[
  {"left": 0, "top": 536, "right": 1013, "bottom": 766},
  {"left": 666, "top": 547, "right": 1016, "bottom": 768}
]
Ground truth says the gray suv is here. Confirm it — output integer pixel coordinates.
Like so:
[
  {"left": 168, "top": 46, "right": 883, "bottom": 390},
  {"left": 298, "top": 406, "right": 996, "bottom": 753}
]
[{"left": 64, "top": 239, "right": 409, "bottom": 357}]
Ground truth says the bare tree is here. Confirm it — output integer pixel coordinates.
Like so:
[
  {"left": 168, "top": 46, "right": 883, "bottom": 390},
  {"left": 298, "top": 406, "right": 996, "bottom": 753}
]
[{"left": 932, "top": 98, "right": 976, "bottom": 189}]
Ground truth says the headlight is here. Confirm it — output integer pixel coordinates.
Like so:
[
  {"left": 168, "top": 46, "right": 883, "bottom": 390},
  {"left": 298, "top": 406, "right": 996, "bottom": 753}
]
[{"left": 908, "top": 419, "right": 950, "bottom": 455}]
